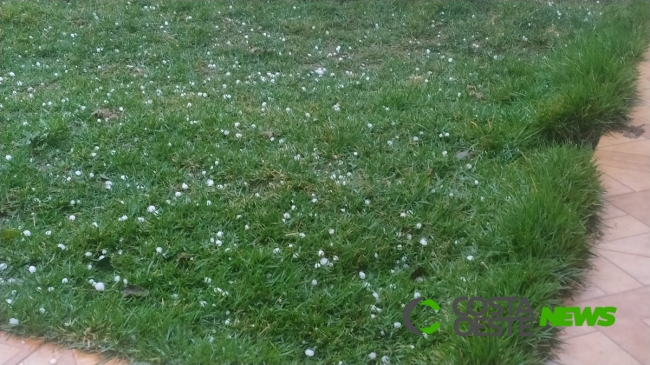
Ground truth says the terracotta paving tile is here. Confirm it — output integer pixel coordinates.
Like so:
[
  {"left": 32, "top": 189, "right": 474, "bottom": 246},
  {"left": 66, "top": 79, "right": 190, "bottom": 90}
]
[
  {"left": 72, "top": 350, "right": 104, "bottom": 365},
  {"left": 0, "top": 344, "right": 23, "bottom": 364},
  {"left": 553, "top": 331, "right": 642, "bottom": 365},
  {"left": 609, "top": 191, "right": 650, "bottom": 226},
  {"left": 643, "top": 318, "right": 650, "bottom": 328},
  {"left": 600, "top": 173, "right": 635, "bottom": 196},
  {"left": 577, "top": 287, "right": 650, "bottom": 323},
  {"left": 601, "top": 215, "right": 650, "bottom": 242},
  {"left": 579, "top": 255, "right": 643, "bottom": 295},
  {"left": 19, "top": 343, "right": 78, "bottom": 365},
  {"left": 597, "top": 133, "right": 647, "bottom": 148},
  {"left": 598, "top": 165, "right": 650, "bottom": 192},
  {"left": 598, "top": 233, "right": 650, "bottom": 257},
  {"left": 627, "top": 106, "right": 650, "bottom": 125},
  {"left": 0, "top": 333, "right": 42, "bottom": 365},
  {"left": 597, "top": 316, "right": 650, "bottom": 365},
  {"left": 556, "top": 323, "right": 598, "bottom": 339},
  {"left": 595, "top": 156, "right": 650, "bottom": 173},
  {"left": 565, "top": 282, "right": 608, "bottom": 306},
  {"left": 600, "top": 140, "right": 650, "bottom": 157},
  {"left": 594, "top": 149, "right": 650, "bottom": 167},
  {"left": 597, "top": 249, "right": 650, "bottom": 285},
  {"left": 601, "top": 202, "right": 628, "bottom": 219},
  {"left": 73, "top": 350, "right": 129, "bottom": 365}
]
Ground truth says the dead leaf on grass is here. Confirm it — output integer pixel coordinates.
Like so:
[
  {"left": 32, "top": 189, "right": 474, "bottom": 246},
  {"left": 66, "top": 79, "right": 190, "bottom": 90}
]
[
  {"left": 262, "top": 130, "right": 277, "bottom": 139},
  {"left": 455, "top": 150, "right": 475, "bottom": 160},
  {"left": 122, "top": 285, "right": 150, "bottom": 298},
  {"left": 466, "top": 85, "right": 484, "bottom": 100},
  {"left": 92, "top": 108, "right": 120, "bottom": 120}
]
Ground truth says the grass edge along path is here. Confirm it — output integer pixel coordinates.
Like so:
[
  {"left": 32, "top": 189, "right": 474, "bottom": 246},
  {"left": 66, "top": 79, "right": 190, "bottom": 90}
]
[{"left": 0, "top": 1, "right": 649, "bottom": 365}]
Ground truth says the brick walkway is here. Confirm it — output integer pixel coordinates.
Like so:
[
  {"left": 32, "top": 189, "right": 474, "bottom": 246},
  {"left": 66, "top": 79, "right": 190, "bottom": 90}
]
[
  {"left": 2, "top": 57, "right": 649, "bottom": 365},
  {"left": 549, "top": 52, "right": 650, "bottom": 365}
]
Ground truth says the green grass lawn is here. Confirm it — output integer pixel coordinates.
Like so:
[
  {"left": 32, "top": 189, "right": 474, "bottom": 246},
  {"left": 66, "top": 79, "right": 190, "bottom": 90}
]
[{"left": 1, "top": 1, "right": 648, "bottom": 364}]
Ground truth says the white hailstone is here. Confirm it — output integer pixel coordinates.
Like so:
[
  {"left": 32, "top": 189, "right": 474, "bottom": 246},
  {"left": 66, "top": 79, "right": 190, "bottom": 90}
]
[
  {"left": 283, "top": 213, "right": 291, "bottom": 219},
  {"left": 39, "top": 308, "right": 46, "bottom": 314},
  {"left": 467, "top": 255, "right": 474, "bottom": 261},
  {"left": 147, "top": 205, "right": 156, "bottom": 213},
  {"left": 5, "top": 155, "right": 12, "bottom": 161},
  {"left": 217, "top": 231, "right": 223, "bottom": 238},
  {"left": 46, "top": 230, "right": 52, "bottom": 235},
  {"left": 420, "top": 238, "right": 428, "bottom": 246},
  {"left": 50, "top": 358, "right": 57, "bottom": 364},
  {"left": 85, "top": 252, "right": 92, "bottom": 257},
  {"left": 305, "top": 349, "right": 315, "bottom": 357},
  {"left": 94, "top": 282, "right": 105, "bottom": 291},
  {"left": 23, "top": 230, "right": 31, "bottom": 237},
  {"left": 359, "top": 271, "right": 366, "bottom": 280},
  {"left": 372, "top": 292, "right": 380, "bottom": 300},
  {"left": 299, "top": 233, "right": 305, "bottom": 238},
  {"left": 175, "top": 192, "right": 182, "bottom": 197},
  {"left": 394, "top": 322, "right": 402, "bottom": 328},
  {"left": 332, "top": 103, "right": 340, "bottom": 111},
  {"left": 137, "top": 217, "right": 145, "bottom": 222},
  {"left": 474, "top": 180, "right": 479, "bottom": 185},
  {"left": 318, "top": 250, "right": 325, "bottom": 257},
  {"left": 442, "top": 151, "right": 448, "bottom": 156},
  {"left": 273, "top": 248, "right": 281, "bottom": 254},
  {"left": 114, "top": 276, "right": 120, "bottom": 282},
  {"left": 87, "top": 264, "right": 93, "bottom": 270},
  {"left": 207, "top": 179, "right": 214, "bottom": 187},
  {"left": 328, "top": 229, "right": 335, "bottom": 235},
  {"left": 382, "top": 355, "right": 390, "bottom": 364},
  {"left": 123, "top": 278, "right": 128, "bottom": 285},
  {"left": 182, "top": 183, "right": 189, "bottom": 190},
  {"left": 75, "top": 170, "right": 82, "bottom": 176},
  {"left": 319, "top": 257, "right": 329, "bottom": 266},
  {"left": 415, "top": 223, "right": 422, "bottom": 229},
  {"left": 6, "top": 299, "right": 12, "bottom": 304},
  {"left": 28, "top": 266, "right": 36, "bottom": 273},
  {"left": 69, "top": 215, "right": 76, "bottom": 221},
  {"left": 414, "top": 291, "right": 421, "bottom": 299},
  {"left": 156, "top": 247, "right": 163, "bottom": 254},
  {"left": 9, "top": 318, "right": 19, "bottom": 325},
  {"left": 118, "top": 215, "right": 127, "bottom": 221},
  {"left": 466, "top": 164, "right": 472, "bottom": 169},
  {"left": 62, "top": 278, "right": 68, "bottom": 284},
  {"left": 369, "top": 352, "right": 377, "bottom": 360},
  {"left": 311, "top": 279, "right": 318, "bottom": 286},
  {"left": 0, "top": 263, "right": 7, "bottom": 270},
  {"left": 206, "top": 200, "right": 212, "bottom": 206}
]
